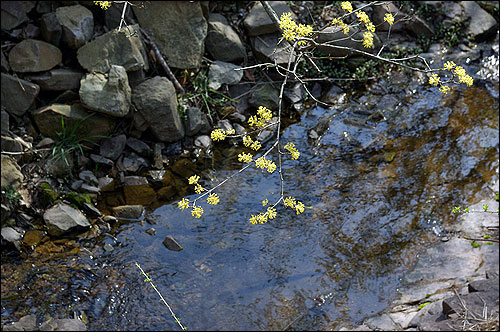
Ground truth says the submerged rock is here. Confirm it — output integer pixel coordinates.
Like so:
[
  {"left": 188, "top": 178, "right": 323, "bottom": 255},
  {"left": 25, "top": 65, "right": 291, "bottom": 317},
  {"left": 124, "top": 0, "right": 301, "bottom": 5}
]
[
  {"left": 163, "top": 235, "right": 183, "bottom": 251},
  {"left": 43, "top": 203, "right": 91, "bottom": 236}
]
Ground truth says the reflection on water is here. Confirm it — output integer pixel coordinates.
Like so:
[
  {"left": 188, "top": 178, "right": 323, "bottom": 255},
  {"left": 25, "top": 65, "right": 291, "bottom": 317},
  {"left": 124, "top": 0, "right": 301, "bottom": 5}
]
[{"left": 2, "top": 80, "right": 498, "bottom": 330}]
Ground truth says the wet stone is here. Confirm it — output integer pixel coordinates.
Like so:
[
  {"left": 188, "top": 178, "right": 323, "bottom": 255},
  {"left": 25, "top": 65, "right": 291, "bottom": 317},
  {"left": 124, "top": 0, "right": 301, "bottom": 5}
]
[
  {"left": 22, "top": 230, "right": 45, "bottom": 247},
  {"left": 145, "top": 228, "right": 156, "bottom": 236},
  {"left": 163, "top": 235, "right": 183, "bottom": 251},
  {"left": 126, "top": 137, "right": 152, "bottom": 157},
  {"left": 99, "top": 134, "right": 127, "bottom": 161},
  {"left": 112, "top": 205, "right": 144, "bottom": 220},
  {"left": 79, "top": 170, "right": 99, "bottom": 185},
  {"left": 82, "top": 202, "right": 102, "bottom": 219}
]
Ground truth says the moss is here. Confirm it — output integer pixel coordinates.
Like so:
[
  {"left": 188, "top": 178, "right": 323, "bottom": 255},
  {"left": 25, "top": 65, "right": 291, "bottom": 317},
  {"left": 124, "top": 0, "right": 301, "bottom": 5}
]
[
  {"left": 418, "top": 302, "right": 431, "bottom": 310},
  {"left": 471, "top": 241, "right": 481, "bottom": 248},
  {"left": 38, "top": 182, "right": 59, "bottom": 208},
  {"left": 65, "top": 191, "right": 91, "bottom": 208}
]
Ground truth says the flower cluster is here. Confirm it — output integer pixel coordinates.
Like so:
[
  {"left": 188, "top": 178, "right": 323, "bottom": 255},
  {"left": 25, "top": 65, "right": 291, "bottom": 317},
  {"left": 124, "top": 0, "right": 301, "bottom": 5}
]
[
  {"left": 248, "top": 106, "right": 273, "bottom": 128},
  {"left": 331, "top": 18, "right": 350, "bottom": 35},
  {"left": 178, "top": 198, "right": 190, "bottom": 210},
  {"left": 207, "top": 193, "right": 220, "bottom": 205},
  {"left": 283, "top": 142, "right": 300, "bottom": 160},
  {"left": 211, "top": 128, "right": 236, "bottom": 142},
  {"left": 341, "top": 1, "right": 353, "bottom": 13},
  {"left": 243, "top": 135, "right": 262, "bottom": 151},
  {"left": 356, "top": 10, "right": 370, "bottom": 24},
  {"left": 362, "top": 31, "right": 374, "bottom": 48},
  {"left": 238, "top": 152, "right": 253, "bottom": 163},
  {"left": 255, "top": 156, "right": 276, "bottom": 173},
  {"left": 93, "top": 1, "right": 111, "bottom": 10},
  {"left": 191, "top": 205, "right": 204, "bottom": 218},
  {"left": 384, "top": 13, "right": 395, "bottom": 25},
  {"left": 249, "top": 206, "right": 278, "bottom": 225},
  {"left": 279, "top": 13, "right": 313, "bottom": 46},
  {"left": 428, "top": 61, "right": 473, "bottom": 94},
  {"left": 284, "top": 196, "right": 305, "bottom": 215}
]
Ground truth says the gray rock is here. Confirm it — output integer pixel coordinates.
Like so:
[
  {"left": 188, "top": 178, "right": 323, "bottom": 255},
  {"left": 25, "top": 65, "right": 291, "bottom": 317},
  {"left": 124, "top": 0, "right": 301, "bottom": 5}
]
[
  {"left": 194, "top": 135, "right": 212, "bottom": 149},
  {"left": 1, "top": 50, "right": 10, "bottom": 72},
  {"left": 90, "top": 153, "right": 114, "bottom": 167},
  {"left": 25, "top": 69, "right": 84, "bottom": 91},
  {"left": 206, "top": 13, "right": 246, "bottom": 62},
  {"left": 104, "top": 1, "right": 134, "bottom": 30},
  {"left": 112, "top": 205, "right": 144, "bottom": 219},
  {"left": 77, "top": 24, "right": 148, "bottom": 73},
  {"left": 1, "top": 227, "right": 22, "bottom": 244},
  {"left": 1, "top": 110, "right": 9, "bottom": 135},
  {"left": 46, "top": 152, "right": 73, "bottom": 177},
  {"left": 371, "top": 2, "right": 406, "bottom": 32},
  {"left": 38, "top": 317, "right": 87, "bottom": 331},
  {"left": 284, "top": 82, "right": 305, "bottom": 104},
  {"left": 250, "top": 33, "right": 296, "bottom": 65},
  {"left": 451, "top": 199, "right": 499, "bottom": 237},
  {"left": 185, "top": 107, "right": 211, "bottom": 136},
  {"left": 126, "top": 137, "right": 152, "bottom": 157},
  {"left": 82, "top": 202, "right": 101, "bottom": 219},
  {"left": 208, "top": 61, "right": 243, "bottom": 90},
  {"left": 216, "top": 119, "right": 233, "bottom": 133},
  {"left": 462, "top": 1, "right": 498, "bottom": 41},
  {"left": 103, "top": 243, "right": 114, "bottom": 252},
  {"left": 79, "top": 170, "right": 99, "bottom": 185},
  {"left": 364, "top": 314, "right": 399, "bottom": 330},
  {"left": 153, "top": 143, "right": 164, "bottom": 170},
  {"left": 397, "top": 281, "right": 453, "bottom": 304},
  {"left": 133, "top": 2, "right": 207, "bottom": 69},
  {"left": 132, "top": 76, "right": 184, "bottom": 142},
  {"left": 2, "top": 314, "right": 37, "bottom": 331},
  {"left": 1, "top": 1, "right": 35, "bottom": 30},
  {"left": 55, "top": 4, "right": 93, "bottom": 49},
  {"left": 120, "top": 152, "right": 147, "bottom": 173},
  {"left": 163, "top": 235, "right": 183, "bottom": 251},
  {"left": 80, "top": 183, "right": 100, "bottom": 194},
  {"left": 102, "top": 215, "right": 118, "bottom": 223},
  {"left": 1, "top": 73, "right": 40, "bottom": 116},
  {"left": 1, "top": 136, "right": 23, "bottom": 162},
  {"left": 40, "top": 12, "right": 62, "bottom": 46},
  {"left": 388, "top": 310, "right": 419, "bottom": 330},
  {"left": 1, "top": 155, "right": 24, "bottom": 188},
  {"left": 71, "top": 180, "right": 83, "bottom": 191},
  {"left": 43, "top": 203, "right": 91, "bottom": 236},
  {"left": 233, "top": 123, "right": 246, "bottom": 136},
  {"left": 9, "top": 39, "right": 62, "bottom": 73},
  {"left": 243, "top": 1, "right": 295, "bottom": 36},
  {"left": 317, "top": 26, "right": 381, "bottom": 58},
  {"left": 98, "top": 176, "right": 114, "bottom": 191},
  {"left": 405, "top": 16, "right": 434, "bottom": 38},
  {"left": 248, "top": 84, "right": 279, "bottom": 110},
  {"left": 100, "top": 134, "right": 127, "bottom": 161},
  {"left": 408, "top": 300, "right": 443, "bottom": 328},
  {"left": 32, "top": 104, "right": 115, "bottom": 141},
  {"left": 321, "top": 84, "right": 346, "bottom": 104},
  {"left": 80, "top": 65, "right": 131, "bottom": 118},
  {"left": 145, "top": 227, "right": 156, "bottom": 236},
  {"left": 123, "top": 176, "right": 148, "bottom": 186}
]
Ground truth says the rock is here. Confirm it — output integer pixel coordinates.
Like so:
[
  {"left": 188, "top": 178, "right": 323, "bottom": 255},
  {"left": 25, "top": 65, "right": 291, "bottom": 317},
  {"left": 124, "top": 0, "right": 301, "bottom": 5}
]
[
  {"left": 451, "top": 199, "right": 499, "bottom": 237},
  {"left": 462, "top": 1, "right": 498, "bottom": 41},
  {"left": 79, "top": 65, "right": 131, "bottom": 118},
  {"left": 185, "top": 107, "right": 211, "bottom": 136},
  {"left": 1, "top": 227, "right": 22, "bottom": 246},
  {"left": 100, "top": 134, "right": 127, "bottom": 161},
  {"left": 208, "top": 61, "right": 243, "bottom": 90},
  {"left": 104, "top": 1, "right": 134, "bottom": 30},
  {"left": 22, "top": 230, "right": 45, "bottom": 247},
  {"left": 1, "top": 135, "right": 24, "bottom": 161},
  {"left": 102, "top": 215, "right": 118, "bottom": 223},
  {"left": 405, "top": 16, "right": 434, "bottom": 38},
  {"left": 79, "top": 170, "right": 99, "bottom": 185},
  {"left": 284, "top": 82, "right": 305, "bottom": 104},
  {"left": 103, "top": 243, "right": 114, "bottom": 252},
  {"left": 1, "top": 1, "right": 35, "bottom": 30},
  {"left": 25, "top": 69, "right": 84, "bottom": 91},
  {"left": 397, "top": 281, "right": 453, "bottom": 305},
  {"left": 157, "top": 185, "right": 176, "bottom": 200},
  {"left": 80, "top": 183, "right": 100, "bottom": 194},
  {"left": 1, "top": 110, "right": 9, "bottom": 135},
  {"left": 194, "top": 135, "right": 212, "bottom": 149},
  {"left": 51, "top": 90, "right": 79, "bottom": 104},
  {"left": 119, "top": 152, "right": 147, "bottom": 173},
  {"left": 153, "top": 143, "right": 164, "bottom": 170},
  {"left": 71, "top": 180, "right": 83, "bottom": 191},
  {"left": 31, "top": 103, "right": 115, "bottom": 142},
  {"left": 90, "top": 154, "right": 114, "bottom": 167},
  {"left": 243, "top": 1, "right": 295, "bottom": 36},
  {"left": 1, "top": 155, "right": 24, "bottom": 188},
  {"left": 206, "top": 13, "right": 246, "bottom": 62},
  {"left": 250, "top": 33, "right": 296, "bottom": 65},
  {"left": 126, "top": 137, "right": 152, "bottom": 157},
  {"left": 2, "top": 314, "right": 37, "bottom": 331},
  {"left": 112, "top": 205, "right": 144, "bottom": 219},
  {"left": 248, "top": 84, "right": 279, "bottom": 110},
  {"left": 145, "top": 228, "right": 156, "bottom": 236},
  {"left": 77, "top": 24, "right": 148, "bottom": 73},
  {"left": 317, "top": 26, "right": 381, "bottom": 58},
  {"left": 38, "top": 317, "right": 87, "bottom": 331},
  {"left": 321, "top": 84, "right": 346, "bottom": 104},
  {"left": 1, "top": 73, "right": 40, "bottom": 116},
  {"left": 133, "top": 1, "right": 207, "bottom": 69},
  {"left": 55, "top": 4, "right": 93, "bottom": 49},
  {"left": 9, "top": 39, "right": 62, "bottom": 73},
  {"left": 163, "top": 235, "right": 183, "bottom": 251},
  {"left": 40, "top": 12, "right": 62, "bottom": 46},
  {"left": 216, "top": 119, "right": 233, "bottom": 133},
  {"left": 364, "top": 314, "right": 399, "bottom": 331},
  {"left": 371, "top": 2, "right": 406, "bottom": 32},
  {"left": 82, "top": 202, "right": 101, "bottom": 219},
  {"left": 132, "top": 76, "right": 184, "bottom": 142},
  {"left": 43, "top": 203, "right": 91, "bottom": 236},
  {"left": 98, "top": 176, "right": 115, "bottom": 191},
  {"left": 388, "top": 310, "right": 419, "bottom": 330}
]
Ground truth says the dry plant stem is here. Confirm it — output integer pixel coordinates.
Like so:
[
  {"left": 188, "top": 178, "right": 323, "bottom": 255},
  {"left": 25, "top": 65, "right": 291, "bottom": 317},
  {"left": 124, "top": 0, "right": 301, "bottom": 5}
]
[{"left": 135, "top": 262, "right": 186, "bottom": 330}]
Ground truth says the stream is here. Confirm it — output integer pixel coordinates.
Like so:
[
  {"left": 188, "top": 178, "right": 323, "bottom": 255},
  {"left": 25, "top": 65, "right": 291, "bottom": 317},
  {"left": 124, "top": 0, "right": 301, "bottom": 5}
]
[{"left": 1, "top": 70, "right": 498, "bottom": 330}]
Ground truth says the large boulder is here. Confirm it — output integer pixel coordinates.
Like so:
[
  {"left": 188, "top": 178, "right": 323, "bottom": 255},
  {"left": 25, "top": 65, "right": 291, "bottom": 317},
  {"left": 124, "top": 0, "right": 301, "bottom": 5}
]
[
  {"left": 133, "top": 1, "right": 207, "bottom": 69},
  {"left": 132, "top": 76, "right": 184, "bottom": 142},
  {"left": 31, "top": 103, "right": 115, "bottom": 142},
  {"left": 1, "top": 73, "right": 40, "bottom": 116},
  {"left": 1, "top": 155, "right": 24, "bottom": 188},
  {"left": 243, "top": 1, "right": 295, "bottom": 36},
  {"left": 43, "top": 203, "right": 91, "bottom": 236},
  {"left": 40, "top": 12, "right": 62, "bottom": 46},
  {"left": 8, "top": 39, "right": 62, "bottom": 73},
  {"left": 461, "top": 1, "right": 498, "bottom": 41},
  {"left": 79, "top": 65, "right": 131, "bottom": 117},
  {"left": 55, "top": 4, "right": 94, "bottom": 49},
  {"left": 1, "top": 1, "right": 35, "bottom": 30},
  {"left": 205, "top": 13, "right": 246, "bottom": 62},
  {"left": 77, "top": 24, "right": 148, "bottom": 73}
]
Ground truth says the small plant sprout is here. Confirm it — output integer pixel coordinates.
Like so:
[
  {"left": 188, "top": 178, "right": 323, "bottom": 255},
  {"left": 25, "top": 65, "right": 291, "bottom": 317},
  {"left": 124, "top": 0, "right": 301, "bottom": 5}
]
[{"left": 135, "top": 262, "right": 187, "bottom": 330}]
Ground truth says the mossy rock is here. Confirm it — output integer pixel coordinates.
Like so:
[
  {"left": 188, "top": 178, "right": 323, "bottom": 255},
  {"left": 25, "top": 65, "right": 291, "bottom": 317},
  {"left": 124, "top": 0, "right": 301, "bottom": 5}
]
[
  {"left": 65, "top": 191, "right": 91, "bottom": 208},
  {"left": 38, "top": 182, "right": 59, "bottom": 208}
]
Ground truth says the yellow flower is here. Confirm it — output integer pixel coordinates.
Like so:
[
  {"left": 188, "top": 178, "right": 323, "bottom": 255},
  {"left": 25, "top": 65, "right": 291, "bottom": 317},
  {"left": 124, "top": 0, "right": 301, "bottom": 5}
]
[
  {"left": 284, "top": 196, "right": 296, "bottom": 208},
  {"left": 266, "top": 160, "right": 276, "bottom": 173},
  {"left": 178, "top": 198, "right": 190, "bottom": 210},
  {"left": 267, "top": 206, "right": 277, "bottom": 219},
  {"left": 94, "top": 1, "right": 111, "bottom": 10},
  {"left": 341, "top": 1, "right": 353, "bottom": 13},
  {"left": 443, "top": 61, "right": 456, "bottom": 71},
  {"left": 257, "top": 106, "right": 272, "bottom": 122},
  {"left": 262, "top": 199, "right": 268, "bottom": 206},
  {"left": 362, "top": 31, "right": 374, "bottom": 48},
  {"left": 459, "top": 74, "right": 473, "bottom": 87},
  {"left": 453, "top": 66, "right": 466, "bottom": 77},
  {"left": 284, "top": 142, "right": 300, "bottom": 160},
  {"left": 188, "top": 175, "right": 200, "bottom": 184},
  {"left": 191, "top": 205, "right": 204, "bottom": 218},
  {"left": 290, "top": 150, "right": 300, "bottom": 160},
  {"left": 439, "top": 85, "right": 451, "bottom": 94},
  {"left": 295, "top": 201, "right": 305, "bottom": 215},
  {"left": 249, "top": 214, "right": 258, "bottom": 224},
  {"left": 279, "top": 12, "right": 313, "bottom": 46},
  {"left": 356, "top": 11, "right": 370, "bottom": 24},
  {"left": 243, "top": 135, "right": 253, "bottom": 147},
  {"left": 255, "top": 156, "right": 267, "bottom": 170},
  {"left": 250, "top": 140, "right": 261, "bottom": 151},
  {"left": 211, "top": 129, "right": 227, "bottom": 141},
  {"left": 342, "top": 24, "right": 350, "bottom": 35},
  {"left": 428, "top": 73, "right": 440, "bottom": 86},
  {"left": 384, "top": 13, "right": 394, "bottom": 25},
  {"left": 194, "top": 184, "right": 204, "bottom": 194},
  {"left": 207, "top": 193, "right": 220, "bottom": 205},
  {"left": 365, "top": 22, "right": 375, "bottom": 32},
  {"left": 238, "top": 152, "right": 253, "bottom": 163},
  {"left": 257, "top": 213, "right": 268, "bottom": 224}
]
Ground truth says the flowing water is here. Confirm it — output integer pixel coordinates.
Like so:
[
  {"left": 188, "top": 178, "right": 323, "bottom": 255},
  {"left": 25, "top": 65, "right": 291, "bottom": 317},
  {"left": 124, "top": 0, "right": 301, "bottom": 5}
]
[{"left": 2, "top": 72, "right": 498, "bottom": 330}]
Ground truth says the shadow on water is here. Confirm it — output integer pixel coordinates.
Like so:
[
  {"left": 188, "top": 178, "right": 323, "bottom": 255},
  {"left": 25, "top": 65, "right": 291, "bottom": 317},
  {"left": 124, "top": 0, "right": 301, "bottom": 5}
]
[{"left": 2, "top": 79, "right": 498, "bottom": 330}]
